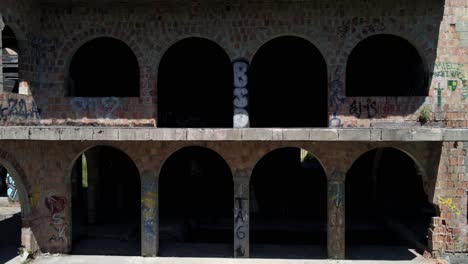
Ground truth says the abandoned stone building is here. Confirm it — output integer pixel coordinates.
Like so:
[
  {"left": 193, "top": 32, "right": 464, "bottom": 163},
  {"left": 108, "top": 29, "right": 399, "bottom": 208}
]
[{"left": 0, "top": 0, "right": 467, "bottom": 260}]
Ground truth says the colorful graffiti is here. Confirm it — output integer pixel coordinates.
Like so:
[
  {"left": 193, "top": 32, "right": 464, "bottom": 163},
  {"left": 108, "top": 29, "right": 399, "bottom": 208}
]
[
  {"left": 433, "top": 62, "right": 468, "bottom": 100},
  {"left": 5, "top": 173, "right": 18, "bottom": 202},
  {"left": 71, "top": 97, "right": 121, "bottom": 119},
  {"left": 44, "top": 194, "right": 67, "bottom": 244},
  {"left": 438, "top": 196, "right": 461, "bottom": 216},
  {"left": 141, "top": 181, "right": 157, "bottom": 242}
]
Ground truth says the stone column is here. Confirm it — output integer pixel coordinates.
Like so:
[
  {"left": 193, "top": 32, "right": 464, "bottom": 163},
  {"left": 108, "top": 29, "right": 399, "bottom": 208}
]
[
  {"left": 234, "top": 176, "right": 249, "bottom": 257},
  {"left": 233, "top": 60, "right": 249, "bottom": 128},
  {"left": 141, "top": 171, "right": 158, "bottom": 257},
  {"left": 328, "top": 180, "right": 345, "bottom": 259}
]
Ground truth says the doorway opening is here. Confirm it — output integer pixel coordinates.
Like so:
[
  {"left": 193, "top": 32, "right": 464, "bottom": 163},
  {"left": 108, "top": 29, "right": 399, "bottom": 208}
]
[
  {"left": 71, "top": 146, "right": 141, "bottom": 255},
  {"left": 250, "top": 148, "right": 327, "bottom": 258},
  {"left": 159, "top": 146, "right": 233, "bottom": 257}
]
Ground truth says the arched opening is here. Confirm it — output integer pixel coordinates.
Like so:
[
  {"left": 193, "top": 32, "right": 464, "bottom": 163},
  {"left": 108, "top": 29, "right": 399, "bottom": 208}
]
[
  {"left": 71, "top": 146, "right": 141, "bottom": 255},
  {"left": 345, "top": 147, "right": 436, "bottom": 260},
  {"left": 159, "top": 146, "right": 233, "bottom": 257},
  {"left": 2, "top": 26, "right": 19, "bottom": 93},
  {"left": 68, "top": 37, "right": 140, "bottom": 97},
  {"left": 157, "top": 37, "right": 233, "bottom": 128},
  {"left": 249, "top": 36, "right": 328, "bottom": 127},
  {"left": 250, "top": 148, "right": 327, "bottom": 258},
  {"left": 0, "top": 165, "right": 22, "bottom": 262},
  {"left": 346, "top": 34, "right": 427, "bottom": 96}
]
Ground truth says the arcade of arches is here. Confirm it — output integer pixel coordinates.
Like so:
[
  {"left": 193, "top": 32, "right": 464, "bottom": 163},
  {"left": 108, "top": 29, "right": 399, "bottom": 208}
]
[{"left": 15, "top": 141, "right": 437, "bottom": 260}]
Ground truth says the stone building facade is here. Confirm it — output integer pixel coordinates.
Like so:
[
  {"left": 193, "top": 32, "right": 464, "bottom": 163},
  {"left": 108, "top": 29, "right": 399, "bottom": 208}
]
[{"left": 0, "top": 0, "right": 467, "bottom": 260}]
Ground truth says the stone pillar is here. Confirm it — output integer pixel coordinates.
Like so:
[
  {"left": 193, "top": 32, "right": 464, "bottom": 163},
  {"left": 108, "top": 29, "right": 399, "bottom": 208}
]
[
  {"left": 233, "top": 60, "right": 249, "bottom": 128},
  {"left": 234, "top": 176, "right": 249, "bottom": 257},
  {"left": 328, "top": 180, "right": 345, "bottom": 259},
  {"left": 141, "top": 171, "right": 158, "bottom": 257}
]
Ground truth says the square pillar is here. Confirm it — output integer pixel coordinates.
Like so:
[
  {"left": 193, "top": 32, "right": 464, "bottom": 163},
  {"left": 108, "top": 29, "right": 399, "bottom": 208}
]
[
  {"left": 141, "top": 171, "right": 159, "bottom": 257},
  {"left": 233, "top": 60, "right": 249, "bottom": 128},
  {"left": 234, "top": 176, "right": 249, "bottom": 257},
  {"left": 327, "top": 180, "right": 345, "bottom": 259}
]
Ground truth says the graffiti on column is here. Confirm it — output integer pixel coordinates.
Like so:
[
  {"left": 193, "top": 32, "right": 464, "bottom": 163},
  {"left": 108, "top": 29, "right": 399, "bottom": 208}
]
[
  {"left": 234, "top": 196, "right": 247, "bottom": 256},
  {"left": 433, "top": 62, "right": 468, "bottom": 100},
  {"left": 44, "top": 194, "right": 68, "bottom": 244},
  {"left": 71, "top": 97, "right": 121, "bottom": 119},
  {"left": 233, "top": 60, "right": 249, "bottom": 128},
  {"left": 329, "top": 67, "right": 346, "bottom": 113},
  {"left": 5, "top": 173, "right": 18, "bottom": 201},
  {"left": 141, "top": 181, "right": 157, "bottom": 242}
]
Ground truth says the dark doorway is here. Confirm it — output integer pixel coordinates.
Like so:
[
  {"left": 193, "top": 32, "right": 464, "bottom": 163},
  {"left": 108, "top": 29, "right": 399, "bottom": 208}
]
[
  {"left": 69, "top": 37, "right": 140, "bottom": 97},
  {"left": 0, "top": 166, "right": 22, "bottom": 263},
  {"left": 346, "top": 34, "right": 427, "bottom": 96},
  {"left": 157, "top": 37, "right": 233, "bottom": 128},
  {"left": 250, "top": 148, "right": 327, "bottom": 258},
  {"left": 159, "top": 146, "right": 233, "bottom": 257},
  {"left": 2, "top": 26, "right": 19, "bottom": 93},
  {"left": 71, "top": 146, "right": 141, "bottom": 255},
  {"left": 249, "top": 36, "right": 328, "bottom": 127},
  {"left": 345, "top": 147, "right": 436, "bottom": 260}
]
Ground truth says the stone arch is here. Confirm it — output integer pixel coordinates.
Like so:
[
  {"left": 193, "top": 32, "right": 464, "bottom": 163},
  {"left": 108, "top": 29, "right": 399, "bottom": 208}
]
[
  {"left": 249, "top": 146, "right": 328, "bottom": 258},
  {"left": 67, "top": 144, "right": 142, "bottom": 255},
  {"left": 66, "top": 36, "right": 140, "bottom": 97},
  {"left": 58, "top": 28, "right": 146, "bottom": 96},
  {"left": 345, "top": 146, "right": 437, "bottom": 256},
  {"left": 248, "top": 35, "right": 328, "bottom": 128},
  {"left": 247, "top": 33, "right": 330, "bottom": 66},
  {"left": 345, "top": 33, "right": 429, "bottom": 96},
  {"left": 0, "top": 148, "right": 31, "bottom": 217},
  {"left": 157, "top": 37, "right": 233, "bottom": 128},
  {"left": 158, "top": 145, "right": 234, "bottom": 257}
]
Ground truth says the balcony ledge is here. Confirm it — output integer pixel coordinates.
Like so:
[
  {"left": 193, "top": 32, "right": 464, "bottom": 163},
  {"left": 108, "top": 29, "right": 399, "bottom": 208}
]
[{"left": 0, "top": 127, "right": 466, "bottom": 141}]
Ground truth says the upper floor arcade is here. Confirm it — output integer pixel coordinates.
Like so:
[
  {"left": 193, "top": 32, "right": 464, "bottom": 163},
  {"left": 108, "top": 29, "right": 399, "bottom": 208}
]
[{"left": 0, "top": 0, "right": 466, "bottom": 129}]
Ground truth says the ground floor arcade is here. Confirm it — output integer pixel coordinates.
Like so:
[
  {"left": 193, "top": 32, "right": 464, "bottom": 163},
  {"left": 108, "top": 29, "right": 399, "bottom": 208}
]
[{"left": 0, "top": 128, "right": 465, "bottom": 260}]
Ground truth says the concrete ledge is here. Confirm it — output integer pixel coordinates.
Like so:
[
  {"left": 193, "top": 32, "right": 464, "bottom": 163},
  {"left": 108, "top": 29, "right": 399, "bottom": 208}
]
[{"left": 0, "top": 127, "right": 466, "bottom": 141}]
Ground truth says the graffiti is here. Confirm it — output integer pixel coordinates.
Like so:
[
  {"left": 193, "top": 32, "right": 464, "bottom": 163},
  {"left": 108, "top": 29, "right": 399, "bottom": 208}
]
[
  {"left": 5, "top": 173, "right": 18, "bottom": 202},
  {"left": 433, "top": 62, "right": 468, "bottom": 99},
  {"left": 235, "top": 197, "right": 248, "bottom": 240},
  {"left": 329, "top": 113, "right": 342, "bottom": 128},
  {"left": 349, "top": 99, "right": 377, "bottom": 118},
  {"left": 71, "top": 97, "right": 121, "bottom": 119},
  {"left": 44, "top": 194, "right": 67, "bottom": 244},
  {"left": 0, "top": 98, "right": 41, "bottom": 120},
  {"left": 438, "top": 196, "right": 461, "bottom": 216},
  {"left": 338, "top": 17, "right": 385, "bottom": 39},
  {"left": 329, "top": 67, "right": 346, "bottom": 113},
  {"left": 435, "top": 83, "right": 444, "bottom": 108},
  {"left": 141, "top": 182, "right": 157, "bottom": 241},
  {"left": 233, "top": 60, "right": 249, "bottom": 128}
]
